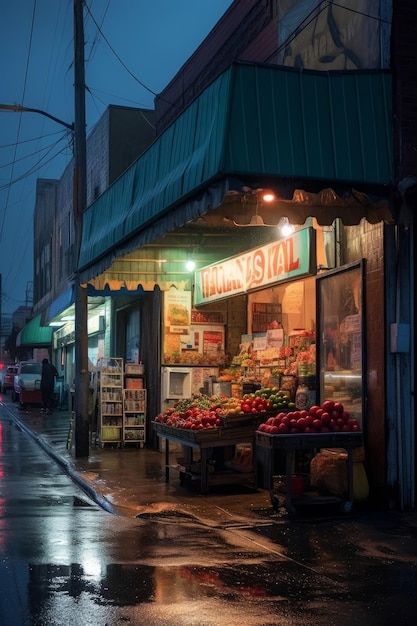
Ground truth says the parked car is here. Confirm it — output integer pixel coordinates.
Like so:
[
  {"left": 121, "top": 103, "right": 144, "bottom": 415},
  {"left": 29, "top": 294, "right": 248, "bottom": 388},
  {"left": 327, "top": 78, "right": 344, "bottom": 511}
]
[
  {"left": 0, "top": 364, "right": 18, "bottom": 394},
  {"left": 12, "top": 360, "right": 42, "bottom": 408}
]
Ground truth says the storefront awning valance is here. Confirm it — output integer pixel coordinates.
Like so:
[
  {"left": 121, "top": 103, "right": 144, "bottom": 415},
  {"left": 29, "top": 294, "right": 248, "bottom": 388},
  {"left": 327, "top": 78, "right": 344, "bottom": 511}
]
[
  {"left": 79, "top": 62, "right": 393, "bottom": 284},
  {"left": 16, "top": 314, "right": 53, "bottom": 347}
]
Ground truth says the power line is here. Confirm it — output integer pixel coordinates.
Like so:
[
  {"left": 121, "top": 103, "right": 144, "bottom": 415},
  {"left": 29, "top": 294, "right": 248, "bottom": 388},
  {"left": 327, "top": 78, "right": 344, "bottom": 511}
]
[
  {"left": 0, "top": 141, "right": 70, "bottom": 193},
  {"left": 0, "top": 132, "right": 70, "bottom": 170},
  {"left": 84, "top": 2, "right": 180, "bottom": 113},
  {"left": 84, "top": 3, "right": 158, "bottom": 97},
  {"left": 0, "top": 0, "right": 37, "bottom": 242},
  {"left": 0, "top": 129, "right": 65, "bottom": 150}
]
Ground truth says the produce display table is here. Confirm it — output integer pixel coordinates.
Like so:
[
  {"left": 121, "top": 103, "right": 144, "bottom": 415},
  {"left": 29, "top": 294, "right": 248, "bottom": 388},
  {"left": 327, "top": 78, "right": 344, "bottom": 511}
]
[
  {"left": 255, "top": 431, "right": 363, "bottom": 514},
  {"left": 153, "top": 422, "right": 256, "bottom": 494}
]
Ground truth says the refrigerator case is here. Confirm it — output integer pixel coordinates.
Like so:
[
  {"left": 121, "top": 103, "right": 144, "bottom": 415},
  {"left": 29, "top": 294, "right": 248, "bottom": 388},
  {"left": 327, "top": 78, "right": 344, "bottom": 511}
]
[{"left": 161, "top": 366, "right": 192, "bottom": 411}]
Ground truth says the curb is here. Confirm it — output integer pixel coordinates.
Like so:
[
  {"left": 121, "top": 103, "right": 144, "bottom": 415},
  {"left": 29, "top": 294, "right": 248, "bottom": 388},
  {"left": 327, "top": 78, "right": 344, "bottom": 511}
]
[{"left": 6, "top": 407, "right": 119, "bottom": 516}]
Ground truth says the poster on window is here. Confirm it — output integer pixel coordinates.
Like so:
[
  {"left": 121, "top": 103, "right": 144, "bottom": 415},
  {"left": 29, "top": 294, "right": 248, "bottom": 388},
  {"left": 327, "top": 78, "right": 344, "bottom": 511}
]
[{"left": 163, "top": 290, "right": 191, "bottom": 331}]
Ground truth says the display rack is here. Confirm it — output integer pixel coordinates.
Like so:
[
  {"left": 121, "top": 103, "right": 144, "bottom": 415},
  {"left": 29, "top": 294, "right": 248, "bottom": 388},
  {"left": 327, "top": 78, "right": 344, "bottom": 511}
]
[
  {"left": 97, "top": 357, "right": 124, "bottom": 447},
  {"left": 123, "top": 388, "right": 146, "bottom": 447},
  {"left": 123, "top": 364, "right": 146, "bottom": 447}
]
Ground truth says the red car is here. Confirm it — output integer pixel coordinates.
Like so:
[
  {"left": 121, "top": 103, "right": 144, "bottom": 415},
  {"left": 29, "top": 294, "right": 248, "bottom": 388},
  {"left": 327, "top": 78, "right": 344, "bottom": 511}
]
[{"left": 0, "top": 364, "right": 18, "bottom": 394}]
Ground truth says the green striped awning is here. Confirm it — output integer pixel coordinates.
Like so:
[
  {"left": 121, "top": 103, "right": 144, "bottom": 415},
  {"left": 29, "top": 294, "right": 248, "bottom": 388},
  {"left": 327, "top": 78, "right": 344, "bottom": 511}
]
[
  {"left": 79, "top": 62, "right": 393, "bottom": 282},
  {"left": 16, "top": 314, "right": 53, "bottom": 347}
]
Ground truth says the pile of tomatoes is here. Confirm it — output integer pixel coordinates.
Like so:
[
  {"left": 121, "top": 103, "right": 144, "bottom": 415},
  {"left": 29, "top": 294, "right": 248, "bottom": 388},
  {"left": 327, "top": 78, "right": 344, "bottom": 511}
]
[
  {"left": 257, "top": 399, "right": 361, "bottom": 435},
  {"left": 154, "top": 394, "right": 223, "bottom": 430},
  {"left": 239, "top": 388, "right": 294, "bottom": 414}
]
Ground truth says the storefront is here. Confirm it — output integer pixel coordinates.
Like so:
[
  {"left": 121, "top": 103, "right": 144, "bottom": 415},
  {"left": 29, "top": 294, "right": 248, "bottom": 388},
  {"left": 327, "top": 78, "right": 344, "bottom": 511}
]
[{"left": 75, "top": 63, "right": 414, "bottom": 508}]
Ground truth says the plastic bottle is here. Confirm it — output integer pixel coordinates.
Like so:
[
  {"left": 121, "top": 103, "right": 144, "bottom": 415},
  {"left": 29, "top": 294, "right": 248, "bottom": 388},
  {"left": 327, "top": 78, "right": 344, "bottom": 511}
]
[{"left": 295, "top": 377, "right": 309, "bottom": 410}]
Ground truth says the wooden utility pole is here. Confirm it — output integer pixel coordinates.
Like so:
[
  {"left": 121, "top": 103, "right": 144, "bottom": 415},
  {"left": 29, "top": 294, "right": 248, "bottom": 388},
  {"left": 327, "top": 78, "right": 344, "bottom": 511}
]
[{"left": 73, "top": 0, "right": 89, "bottom": 457}]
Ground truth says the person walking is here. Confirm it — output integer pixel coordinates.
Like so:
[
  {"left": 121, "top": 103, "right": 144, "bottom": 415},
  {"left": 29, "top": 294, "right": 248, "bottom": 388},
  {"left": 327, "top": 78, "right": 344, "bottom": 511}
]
[{"left": 41, "top": 358, "right": 58, "bottom": 414}]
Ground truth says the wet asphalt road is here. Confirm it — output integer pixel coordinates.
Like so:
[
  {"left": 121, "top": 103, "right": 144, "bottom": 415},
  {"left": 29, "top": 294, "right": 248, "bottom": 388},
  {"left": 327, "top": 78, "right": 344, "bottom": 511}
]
[{"left": 1, "top": 404, "right": 417, "bottom": 625}]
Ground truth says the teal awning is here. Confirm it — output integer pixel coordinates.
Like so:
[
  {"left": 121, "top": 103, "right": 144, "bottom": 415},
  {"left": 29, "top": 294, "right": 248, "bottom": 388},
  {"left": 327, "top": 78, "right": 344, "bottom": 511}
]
[
  {"left": 16, "top": 314, "right": 53, "bottom": 347},
  {"left": 79, "top": 62, "right": 393, "bottom": 282}
]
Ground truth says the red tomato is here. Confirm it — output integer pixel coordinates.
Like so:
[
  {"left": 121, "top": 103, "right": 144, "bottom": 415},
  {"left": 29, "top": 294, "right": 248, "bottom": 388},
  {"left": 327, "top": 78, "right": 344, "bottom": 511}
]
[
  {"left": 333, "top": 402, "right": 344, "bottom": 413},
  {"left": 321, "top": 411, "right": 331, "bottom": 424},
  {"left": 309, "top": 405, "right": 321, "bottom": 417},
  {"left": 297, "top": 417, "right": 308, "bottom": 431},
  {"left": 278, "top": 422, "right": 288, "bottom": 433},
  {"left": 322, "top": 400, "right": 335, "bottom": 413}
]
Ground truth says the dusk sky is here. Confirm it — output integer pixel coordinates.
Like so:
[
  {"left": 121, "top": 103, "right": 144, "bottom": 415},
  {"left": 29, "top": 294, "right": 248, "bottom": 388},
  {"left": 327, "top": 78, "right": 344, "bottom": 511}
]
[{"left": 0, "top": 0, "right": 233, "bottom": 317}]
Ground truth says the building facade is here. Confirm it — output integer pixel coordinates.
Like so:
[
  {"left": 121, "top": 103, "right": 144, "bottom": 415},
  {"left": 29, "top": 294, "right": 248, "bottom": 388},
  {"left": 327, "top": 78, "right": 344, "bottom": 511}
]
[{"left": 27, "top": 1, "right": 415, "bottom": 509}]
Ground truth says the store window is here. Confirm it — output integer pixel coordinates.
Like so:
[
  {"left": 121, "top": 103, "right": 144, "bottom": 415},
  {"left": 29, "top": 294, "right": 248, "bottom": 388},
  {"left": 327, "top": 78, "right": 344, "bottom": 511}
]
[
  {"left": 125, "top": 309, "right": 140, "bottom": 364},
  {"left": 316, "top": 261, "right": 365, "bottom": 426}
]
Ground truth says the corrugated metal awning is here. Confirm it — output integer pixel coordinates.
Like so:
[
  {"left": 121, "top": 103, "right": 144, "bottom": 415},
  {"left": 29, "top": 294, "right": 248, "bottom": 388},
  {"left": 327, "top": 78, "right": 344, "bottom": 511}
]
[{"left": 79, "top": 62, "right": 393, "bottom": 284}]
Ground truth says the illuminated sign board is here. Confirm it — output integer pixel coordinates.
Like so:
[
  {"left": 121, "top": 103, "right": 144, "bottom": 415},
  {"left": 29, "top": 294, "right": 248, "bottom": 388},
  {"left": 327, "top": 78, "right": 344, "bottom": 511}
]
[{"left": 194, "top": 227, "right": 316, "bottom": 305}]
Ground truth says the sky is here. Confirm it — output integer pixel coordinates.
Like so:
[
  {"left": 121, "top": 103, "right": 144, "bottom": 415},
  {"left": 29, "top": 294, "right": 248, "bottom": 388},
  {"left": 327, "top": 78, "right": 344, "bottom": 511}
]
[{"left": 0, "top": 0, "right": 234, "bottom": 318}]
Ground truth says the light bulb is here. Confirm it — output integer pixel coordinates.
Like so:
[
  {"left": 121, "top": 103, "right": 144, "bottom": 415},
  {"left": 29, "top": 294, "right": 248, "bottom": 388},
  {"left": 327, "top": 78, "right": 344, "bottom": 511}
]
[{"left": 278, "top": 217, "right": 294, "bottom": 237}]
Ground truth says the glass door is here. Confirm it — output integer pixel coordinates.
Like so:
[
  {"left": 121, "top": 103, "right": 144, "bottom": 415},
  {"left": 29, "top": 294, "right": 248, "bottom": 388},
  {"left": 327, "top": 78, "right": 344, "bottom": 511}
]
[{"left": 316, "top": 260, "right": 366, "bottom": 427}]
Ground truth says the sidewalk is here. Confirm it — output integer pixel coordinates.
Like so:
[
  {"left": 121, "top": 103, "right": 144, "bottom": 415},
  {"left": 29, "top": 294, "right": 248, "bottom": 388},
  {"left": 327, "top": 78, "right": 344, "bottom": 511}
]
[
  {"left": 5, "top": 400, "right": 276, "bottom": 524},
  {"left": 5, "top": 398, "right": 417, "bottom": 535}
]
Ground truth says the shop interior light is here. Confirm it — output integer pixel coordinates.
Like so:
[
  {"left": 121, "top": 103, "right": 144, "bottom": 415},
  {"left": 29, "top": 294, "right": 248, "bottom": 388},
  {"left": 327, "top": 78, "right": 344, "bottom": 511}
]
[
  {"left": 278, "top": 216, "right": 294, "bottom": 237},
  {"left": 262, "top": 191, "right": 276, "bottom": 202},
  {"left": 185, "top": 259, "right": 196, "bottom": 271}
]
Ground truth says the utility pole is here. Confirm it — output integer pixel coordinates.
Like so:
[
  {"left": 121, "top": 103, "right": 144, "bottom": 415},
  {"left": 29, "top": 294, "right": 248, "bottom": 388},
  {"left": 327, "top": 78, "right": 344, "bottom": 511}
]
[{"left": 73, "top": 0, "right": 90, "bottom": 457}]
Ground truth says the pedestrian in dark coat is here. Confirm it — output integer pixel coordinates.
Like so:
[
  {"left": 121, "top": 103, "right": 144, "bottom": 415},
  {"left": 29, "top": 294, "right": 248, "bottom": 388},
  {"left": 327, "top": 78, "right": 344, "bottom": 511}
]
[{"left": 41, "top": 358, "right": 58, "bottom": 414}]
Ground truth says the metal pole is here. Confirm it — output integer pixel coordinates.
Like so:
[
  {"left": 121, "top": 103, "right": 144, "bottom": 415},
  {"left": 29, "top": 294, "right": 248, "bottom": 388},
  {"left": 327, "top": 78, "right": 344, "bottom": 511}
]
[
  {"left": 0, "top": 273, "right": 2, "bottom": 362},
  {"left": 73, "top": 0, "right": 89, "bottom": 457}
]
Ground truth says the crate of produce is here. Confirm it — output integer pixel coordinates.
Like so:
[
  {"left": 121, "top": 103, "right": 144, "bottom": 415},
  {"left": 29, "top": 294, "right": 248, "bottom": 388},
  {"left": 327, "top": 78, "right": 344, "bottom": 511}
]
[{"left": 152, "top": 421, "right": 222, "bottom": 443}]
